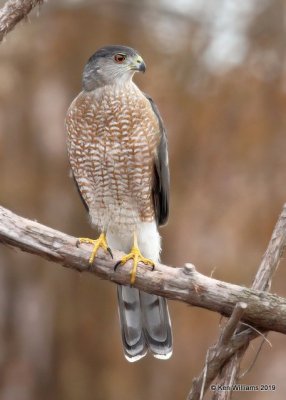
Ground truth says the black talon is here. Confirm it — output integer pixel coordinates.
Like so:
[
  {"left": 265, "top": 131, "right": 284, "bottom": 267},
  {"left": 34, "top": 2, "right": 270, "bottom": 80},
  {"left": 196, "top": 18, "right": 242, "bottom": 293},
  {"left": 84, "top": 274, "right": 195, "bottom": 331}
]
[
  {"left": 107, "top": 247, "right": 113, "bottom": 259},
  {"left": 151, "top": 264, "right": 155, "bottom": 271},
  {"left": 114, "top": 260, "right": 122, "bottom": 271}
]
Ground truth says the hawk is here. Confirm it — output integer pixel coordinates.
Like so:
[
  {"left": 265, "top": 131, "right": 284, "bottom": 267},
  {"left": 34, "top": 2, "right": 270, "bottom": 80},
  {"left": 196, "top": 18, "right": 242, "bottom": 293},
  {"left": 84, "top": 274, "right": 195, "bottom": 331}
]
[{"left": 66, "top": 45, "right": 172, "bottom": 361}]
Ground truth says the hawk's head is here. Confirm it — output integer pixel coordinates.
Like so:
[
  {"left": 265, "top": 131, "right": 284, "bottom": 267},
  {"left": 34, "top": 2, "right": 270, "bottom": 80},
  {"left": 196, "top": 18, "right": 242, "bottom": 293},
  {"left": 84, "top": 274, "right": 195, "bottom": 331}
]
[{"left": 82, "top": 45, "right": 146, "bottom": 91}]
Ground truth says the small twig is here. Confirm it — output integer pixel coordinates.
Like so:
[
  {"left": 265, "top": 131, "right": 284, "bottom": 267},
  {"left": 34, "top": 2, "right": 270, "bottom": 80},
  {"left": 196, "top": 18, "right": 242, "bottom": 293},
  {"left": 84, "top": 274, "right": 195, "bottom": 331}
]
[
  {"left": 200, "top": 354, "right": 209, "bottom": 400},
  {"left": 0, "top": 0, "right": 44, "bottom": 43},
  {"left": 239, "top": 323, "right": 271, "bottom": 348},
  {"left": 239, "top": 334, "right": 269, "bottom": 379},
  {"left": 218, "top": 302, "right": 247, "bottom": 346}
]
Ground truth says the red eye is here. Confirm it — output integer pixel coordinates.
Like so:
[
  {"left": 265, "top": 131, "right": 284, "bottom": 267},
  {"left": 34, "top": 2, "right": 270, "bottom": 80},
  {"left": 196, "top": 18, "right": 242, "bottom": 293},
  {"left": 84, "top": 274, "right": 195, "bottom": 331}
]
[{"left": 114, "top": 54, "right": 126, "bottom": 63}]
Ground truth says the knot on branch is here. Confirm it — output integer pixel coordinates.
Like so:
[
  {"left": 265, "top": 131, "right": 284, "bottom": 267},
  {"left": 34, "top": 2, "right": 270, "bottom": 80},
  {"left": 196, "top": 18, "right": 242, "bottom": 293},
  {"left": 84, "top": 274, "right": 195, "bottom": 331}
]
[{"left": 183, "top": 263, "right": 196, "bottom": 275}]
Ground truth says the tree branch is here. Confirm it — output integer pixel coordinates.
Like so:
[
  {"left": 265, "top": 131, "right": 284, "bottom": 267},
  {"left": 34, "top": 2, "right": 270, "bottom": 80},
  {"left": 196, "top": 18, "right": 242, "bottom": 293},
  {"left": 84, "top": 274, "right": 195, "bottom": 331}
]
[
  {"left": 187, "top": 303, "right": 249, "bottom": 400},
  {"left": 0, "top": 0, "right": 43, "bottom": 42},
  {"left": 187, "top": 204, "right": 286, "bottom": 399},
  {"left": 210, "top": 204, "right": 286, "bottom": 398},
  {"left": 0, "top": 205, "right": 286, "bottom": 337}
]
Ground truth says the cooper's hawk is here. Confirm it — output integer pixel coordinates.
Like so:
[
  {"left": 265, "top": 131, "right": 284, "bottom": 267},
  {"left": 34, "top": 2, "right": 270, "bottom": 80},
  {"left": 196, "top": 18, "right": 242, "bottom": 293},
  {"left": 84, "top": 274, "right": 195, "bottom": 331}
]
[{"left": 66, "top": 45, "right": 172, "bottom": 361}]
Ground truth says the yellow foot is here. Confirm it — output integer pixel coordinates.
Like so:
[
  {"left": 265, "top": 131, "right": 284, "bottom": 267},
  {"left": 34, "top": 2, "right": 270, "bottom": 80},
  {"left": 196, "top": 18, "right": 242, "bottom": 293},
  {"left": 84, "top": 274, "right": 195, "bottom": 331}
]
[
  {"left": 114, "top": 245, "right": 155, "bottom": 286},
  {"left": 78, "top": 233, "right": 112, "bottom": 264}
]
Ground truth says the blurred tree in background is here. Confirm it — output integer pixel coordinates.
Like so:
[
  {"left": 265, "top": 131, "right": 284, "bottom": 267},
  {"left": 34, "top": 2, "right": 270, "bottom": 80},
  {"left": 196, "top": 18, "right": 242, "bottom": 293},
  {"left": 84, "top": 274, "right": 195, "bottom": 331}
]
[{"left": 1, "top": 1, "right": 286, "bottom": 399}]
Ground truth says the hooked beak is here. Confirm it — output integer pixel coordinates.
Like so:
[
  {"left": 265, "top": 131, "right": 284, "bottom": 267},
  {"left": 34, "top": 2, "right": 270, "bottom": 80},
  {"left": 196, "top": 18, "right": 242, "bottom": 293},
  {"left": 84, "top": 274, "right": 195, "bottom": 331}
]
[{"left": 131, "top": 55, "right": 146, "bottom": 73}]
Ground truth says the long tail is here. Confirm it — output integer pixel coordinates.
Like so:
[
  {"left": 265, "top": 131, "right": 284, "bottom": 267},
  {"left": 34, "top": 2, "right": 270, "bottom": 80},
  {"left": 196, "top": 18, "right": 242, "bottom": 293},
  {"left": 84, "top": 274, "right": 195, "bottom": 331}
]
[
  {"left": 117, "top": 286, "right": 172, "bottom": 362},
  {"left": 117, "top": 286, "right": 147, "bottom": 362},
  {"left": 140, "top": 291, "right": 172, "bottom": 359},
  {"left": 109, "top": 222, "right": 172, "bottom": 361}
]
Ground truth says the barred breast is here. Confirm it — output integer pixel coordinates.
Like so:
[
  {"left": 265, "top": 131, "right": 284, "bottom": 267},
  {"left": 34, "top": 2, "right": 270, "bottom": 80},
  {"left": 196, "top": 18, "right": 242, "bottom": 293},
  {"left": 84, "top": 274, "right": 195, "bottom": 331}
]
[{"left": 66, "top": 82, "right": 160, "bottom": 232}]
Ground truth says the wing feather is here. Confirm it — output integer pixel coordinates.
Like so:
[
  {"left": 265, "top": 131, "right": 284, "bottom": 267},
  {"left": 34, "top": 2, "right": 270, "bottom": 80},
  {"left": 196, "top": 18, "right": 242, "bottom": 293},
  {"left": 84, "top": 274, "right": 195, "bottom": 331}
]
[{"left": 145, "top": 94, "right": 170, "bottom": 226}]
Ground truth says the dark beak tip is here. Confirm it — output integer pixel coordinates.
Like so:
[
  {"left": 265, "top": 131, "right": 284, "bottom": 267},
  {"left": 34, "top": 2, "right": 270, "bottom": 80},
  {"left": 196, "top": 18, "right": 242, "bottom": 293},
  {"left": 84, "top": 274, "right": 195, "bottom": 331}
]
[{"left": 139, "top": 62, "right": 146, "bottom": 73}]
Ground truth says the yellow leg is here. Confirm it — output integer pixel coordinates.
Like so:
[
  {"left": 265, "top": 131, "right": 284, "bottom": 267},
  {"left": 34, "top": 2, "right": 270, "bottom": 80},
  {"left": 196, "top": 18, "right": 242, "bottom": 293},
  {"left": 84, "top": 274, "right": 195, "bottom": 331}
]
[
  {"left": 115, "top": 233, "right": 155, "bottom": 285},
  {"left": 78, "top": 233, "right": 112, "bottom": 264}
]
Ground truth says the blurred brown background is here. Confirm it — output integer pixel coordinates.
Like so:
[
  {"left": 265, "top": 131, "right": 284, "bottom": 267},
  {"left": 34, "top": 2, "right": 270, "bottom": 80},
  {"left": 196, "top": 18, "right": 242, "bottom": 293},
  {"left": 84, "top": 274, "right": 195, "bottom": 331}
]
[{"left": 1, "top": 1, "right": 286, "bottom": 399}]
